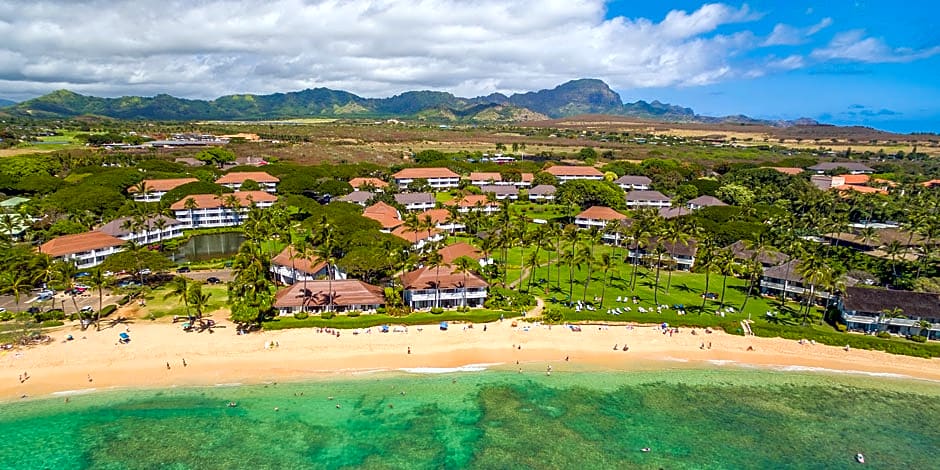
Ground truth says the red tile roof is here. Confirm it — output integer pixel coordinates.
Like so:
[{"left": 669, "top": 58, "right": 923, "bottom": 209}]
[
  {"left": 348, "top": 177, "right": 388, "bottom": 189},
  {"left": 273, "top": 280, "right": 384, "bottom": 308},
  {"left": 838, "top": 174, "right": 871, "bottom": 185},
  {"left": 401, "top": 265, "right": 488, "bottom": 290},
  {"left": 544, "top": 165, "right": 603, "bottom": 177},
  {"left": 169, "top": 191, "right": 276, "bottom": 210},
  {"left": 576, "top": 206, "right": 627, "bottom": 221},
  {"left": 128, "top": 178, "right": 198, "bottom": 193},
  {"left": 271, "top": 246, "right": 328, "bottom": 275},
  {"left": 438, "top": 242, "right": 483, "bottom": 264},
  {"left": 393, "top": 168, "right": 459, "bottom": 179},
  {"left": 447, "top": 195, "right": 497, "bottom": 208},
  {"left": 469, "top": 172, "right": 502, "bottom": 182},
  {"left": 41, "top": 231, "right": 124, "bottom": 257},
  {"left": 391, "top": 226, "right": 440, "bottom": 243},
  {"left": 215, "top": 171, "right": 279, "bottom": 184},
  {"left": 362, "top": 202, "right": 402, "bottom": 229},
  {"left": 417, "top": 208, "right": 452, "bottom": 225}
]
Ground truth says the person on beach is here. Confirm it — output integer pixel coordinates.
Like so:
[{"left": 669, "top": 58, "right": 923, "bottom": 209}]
[
  {"left": 407, "top": 347, "right": 411, "bottom": 355},
  {"left": 182, "top": 358, "right": 187, "bottom": 367},
  {"left": 166, "top": 362, "right": 171, "bottom": 370}
]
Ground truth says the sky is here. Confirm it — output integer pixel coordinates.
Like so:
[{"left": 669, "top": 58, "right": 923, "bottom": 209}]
[{"left": 0, "top": 0, "right": 938, "bottom": 133}]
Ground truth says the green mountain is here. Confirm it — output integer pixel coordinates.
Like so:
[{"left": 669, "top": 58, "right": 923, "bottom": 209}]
[
  {"left": 8, "top": 79, "right": 700, "bottom": 122},
  {"left": 0, "top": 98, "right": 15, "bottom": 107}
]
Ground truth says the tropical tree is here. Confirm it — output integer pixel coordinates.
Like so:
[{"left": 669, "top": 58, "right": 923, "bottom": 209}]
[
  {"left": 188, "top": 282, "right": 212, "bottom": 319},
  {"left": 796, "top": 253, "right": 832, "bottom": 324},
  {"left": 165, "top": 275, "right": 192, "bottom": 320},
  {"left": 88, "top": 267, "right": 107, "bottom": 331},
  {"left": 53, "top": 260, "right": 81, "bottom": 313},
  {"left": 0, "top": 270, "right": 30, "bottom": 314},
  {"left": 696, "top": 236, "right": 717, "bottom": 313},
  {"left": 425, "top": 250, "right": 445, "bottom": 308},
  {"left": 453, "top": 255, "right": 477, "bottom": 308},
  {"left": 715, "top": 248, "right": 736, "bottom": 309},
  {"left": 598, "top": 252, "right": 615, "bottom": 307},
  {"left": 661, "top": 220, "right": 690, "bottom": 293}
]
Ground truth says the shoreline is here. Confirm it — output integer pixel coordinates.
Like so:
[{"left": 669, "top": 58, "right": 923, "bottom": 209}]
[{"left": 3, "top": 318, "right": 940, "bottom": 401}]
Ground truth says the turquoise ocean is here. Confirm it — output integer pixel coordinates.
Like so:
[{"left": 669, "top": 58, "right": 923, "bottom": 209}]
[{"left": 1, "top": 364, "right": 938, "bottom": 469}]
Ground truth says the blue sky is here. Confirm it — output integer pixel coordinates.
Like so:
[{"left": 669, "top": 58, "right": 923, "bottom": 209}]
[
  {"left": 0, "top": 0, "right": 938, "bottom": 132},
  {"left": 608, "top": 1, "right": 940, "bottom": 132}
]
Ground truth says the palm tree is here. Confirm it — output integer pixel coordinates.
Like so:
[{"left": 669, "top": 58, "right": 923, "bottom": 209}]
[
  {"left": 796, "top": 253, "right": 831, "bottom": 324},
  {"left": 884, "top": 240, "right": 905, "bottom": 284},
  {"left": 915, "top": 319, "right": 932, "bottom": 340},
  {"left": 88, "top": 267, "right": 107, "bottom": 331},
  {"left": 0, "top": 270, "right": 30, "bottom": 314},
  {"left": 696, "top": 235, "right": 716, "bottom": 313},
  {"left": 188, "top": 282, "right": 212, "bottom": 319},
  {"left": 425, "top": 250, "right": 445, "bottom": 308},
  {"left": 184, "top": 197, "right": 198, "bottom": 228},
  {"left": 453, "top": 255, "right": 477, "bottom": 308},
  {"left": 738, "top": 259, "right": 763, "bottom": 314},
  {"left": 579, "top": 246, "right": 595, "bottom": 303},
  {"left": 662, "top": 220, "right": 690, "bottom": 293},
  {"left": 165, "top": 275, "right": 192, "bottom": 320},
  {"left": 314, "top": 227, "right": 336, "bottom": 312},
  {"left": 715, "top": 249, "right": 736, "bottom": 309},
  {"left": 651, "top": 242, "right": 668, "bottom": 306},
  {"left": 53, "top": 260, "right": 81, "bottom": 313},
  {"left": 598, "top": 252, "right": 615, "bottom": 307}
]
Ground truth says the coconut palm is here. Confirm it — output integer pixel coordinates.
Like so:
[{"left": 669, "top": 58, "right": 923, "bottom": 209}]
[
  {"left": 661, "top": 220, "right": 690, "bottom": 293},
  {"left": 314, "top": 227, "right": 337, "bottom": 312},
  {"left": 0, "top": 270, "right": 30, "bottom": 314},
  {"left": 188, "top": 282, "right": 212, "bottom": 319},
  {"left": 598, "top": 252, "right": 615, "bottom": 307},
  {"left": 715, "top": 249, "right": 736, "bottom": 309},
  {"left": 796, "top": 253, "right": 832, "bottom": 324},
  {"left": 53, "top": 260, "right": 81, "bottom": 313},
  {"left": 425, "top": 250, "right": 445, "bottom": 308},
  {"left": 165, "top": 275, "right": 192, "bottom": 320},
  {"left": 88, "top": 267, "right": 108, "bottom": 331},
  {"left": 453, "top": 255, "right": 477, "bottom": 308},
  {"left": 696, "top": 237, "right": 717, "bottom": 313}
]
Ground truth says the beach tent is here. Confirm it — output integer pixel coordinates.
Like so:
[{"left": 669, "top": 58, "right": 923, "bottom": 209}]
[
  {"left": 439, "top": 322, "right": 448, "bottom": 331},
  {"left": 380, "top": 325, "right": 389, "bottom": 333}
]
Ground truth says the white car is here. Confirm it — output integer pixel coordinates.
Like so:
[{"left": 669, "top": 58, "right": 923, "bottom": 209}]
[{"left": 139, "top": 269, "right": 152, "bottom": 275}]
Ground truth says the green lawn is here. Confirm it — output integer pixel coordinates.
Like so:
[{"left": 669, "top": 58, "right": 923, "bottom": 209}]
[
  {"left": 435, "top": 192, "right": 454, "bottom": 204},
  {"left": 141, "top": 284, "right": 230, "bottom": 319},
  {"left": 264, "top": 308, "right": 521, "bottom": 330}
]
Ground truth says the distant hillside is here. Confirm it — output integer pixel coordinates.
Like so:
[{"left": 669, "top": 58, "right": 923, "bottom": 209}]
[
  {"left": 0, "top": 98, "right": 15, "bottom": 108},
  {"left": 6, "top": 79, "right": 809, "bottom": 125}
]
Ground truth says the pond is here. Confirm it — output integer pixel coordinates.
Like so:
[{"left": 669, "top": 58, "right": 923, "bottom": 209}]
[{"left": 171, "top": 232, "right": 245, "bottom": 263}]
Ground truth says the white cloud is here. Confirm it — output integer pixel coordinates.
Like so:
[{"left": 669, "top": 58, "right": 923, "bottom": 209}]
[
  {"left": 0, "top": 0, "right": 775, "bottom": 100},
  {"left": 763, "top": 17, "right": 832, "bottom": 46},
  {"left": 811, "top": 29, "right": 940, "bottom": 63}
]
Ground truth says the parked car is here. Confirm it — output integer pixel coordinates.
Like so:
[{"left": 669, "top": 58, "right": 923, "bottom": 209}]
[
  {"left": 38, "top": 293, "right": 54, "bottom": 301},
  {"left": 206, "top": 277, "right": 222, "bottom": 284},
  {"left": 139, "top": 268, "right": 152, "bottom": 275},
  {"left": 27, "top": 306, "right": 41, "bottom": 314},
  {"left": 74, "top": 272, "right": 90, "bottom": 278},
  {"left": 177, "top": 266, "right": 191, "bottom": 273},
  {"left": 80, "top": 306, "right": 94, "bottom": 313}
]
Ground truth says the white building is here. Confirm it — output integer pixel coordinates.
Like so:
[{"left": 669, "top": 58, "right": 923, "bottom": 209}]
[
  {"left": 544, "top": 165, "right": 604, "bottom": 183},
  {"left": 270, "top": 246, "right": 346, "bottom": 285},
  {"left": 574, "top": 206, "right": 630, "bottom": 243},
  {"left": 480, "top": 185, "right": 519, "bottom": 200},
  {"left": 625, "top": 190, "right": 672, "bottom": 209},
  {"left": 40, "top": 231, "right": 125, "bottom": 269},
  {"left": 401, "top": 265, "right": 488, "bottom": 309},
  {"left": 97, "top": 215, "right": 185, "bottom": 245},
  {"left": 468, "top": 172, "right": 533, "bottom": 188},
  {"left": 528, "top": 184, "right": 556, "bottom": 202},
  {"left": 394, "top": 193, "right": 436, "bottom": 211},
  {"left": 215, "top": 171, "right": 279, "bottom": 193},
  {"left": 170, "top": 191, "right": 277, "bottom": 229},
  {"left": 614, "top": 175, "right": 651, "bottom": 191},
  {"left": 392, "top": 168, "right": 460, "bottom": 189},
  {"left": 127, "top": 178, "right": 198, "bottom": 203}
]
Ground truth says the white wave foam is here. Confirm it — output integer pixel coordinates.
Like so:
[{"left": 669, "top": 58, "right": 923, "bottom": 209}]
[
  {"left": 707, "top": 360, "right": 737, "bottom": 366},
  {"left": 660, "top": 357, "right": 689, "bottom": 363},
  {"left": 52, "top": 388, "right": 97, "bottom": 396},
  {"left": 769, "top": 365, "right": 920, "bottom": 379},
  {"left": 399, "top": 362, "right": 503, "bottom": 374},
  {"left": 213, "top": 383, "right": 243, "bottom": 387}
]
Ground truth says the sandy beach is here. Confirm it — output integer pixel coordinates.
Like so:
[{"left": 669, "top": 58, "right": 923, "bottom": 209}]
[{"left": 3, "top": 316, "right": 940, "bottom": 400}]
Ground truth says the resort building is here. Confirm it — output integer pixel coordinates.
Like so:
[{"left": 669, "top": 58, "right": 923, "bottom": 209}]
[
  {"left": 215, "top": 171, "right": 279, "bottom": 193},
  {"left": 392, "top": 168, "right": 460, "bottom": 190},
  {"left": 468, "top": 172, "right": 533, "bottom": 187},
  {"left": 527, "top": 184, "right": 556, "bottom": 202},
  {"left": 821, "top": 228, "right": 928, "bottom": 260},
  {"left": 575, "top": 206, "right": 631, "bottom": 244},
  {"left": 686, "top": 195, "right": 727, "bottom": 210},
  {"left": 625, "top": 190, "right": 672, "bottom": 209},
  {"left": 614, "top": 175, "right": 652, "bottom": 191},
  {"left": 394, "top": 192, "right": 436, "bottom": 211},
  {"left": 170, "top": 191, "right": 277, "bottom": 229},
  {"left": 400, "top": 265, "right": 488, "bottom": 309},
  {"left": 348, "top": 177, "right": 389, "bottom": 192},
  {"left": 658, "top": 207, "right": 692, "bottom": 219},
  {"left": 127, "top": 178, "right": 198, "bottom": 202},
  {"left": 362, "top": 202, "right": 403, "bottom": 232},
  {"left": 40, "top": 231, "right": 125, "bottom": 269},
  {"left": 811, "top": 174, "right": 888, "bottom": 195},
  {"left": 807, "top": 162, "right": 875, "bottom": 174},
  {"left": 627, "top": 237, "right": 698, "bottom": 271},
  {"left": 391, "top": 226, "right": 444, "bottom": 250},
  {"left": 765, "top": 167, "right": 804, "bottom": 176},
  {"left": 840, "top": 287, "right": 940, "bottom": 339},
  {"left": 97, "top": 215, "right": 185, "bottom": 245},
  {"left": 416, "top": 208, "right": 464, "bottom": 233},
  {"left": 543, "top": 165, "right": 604, "bottom": 183},
  {"left": 480, "top": 185, "right": 519, "bottom": 200},
  {"left": 759, "top": 260, "right": 831, "bottom": 301},
  {"left": 336, "top": 191, "right": 374, "bottom": 206},
  {"left": 447, "top": 195, "right": 500, "bottom": 214},
  {"left": 726, "top": 240, "right": 789, "bottom": 268},
  {"left": 270, "top": 246, "right": 345, "bottom": 285},
  {"left": 273, "top": 280, "right": 385, "bottom": 315}
]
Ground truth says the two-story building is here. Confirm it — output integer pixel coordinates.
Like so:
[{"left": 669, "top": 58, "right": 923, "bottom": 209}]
[
  {"left": 362, "top": 202, "right": 403, "bottom": 232},
  {"left": 40, "top": 231, "right": 125, "bottom": 269},
  {"left": 394, "top": 192, "right": 436, "bottom": 211},
  {"left": 480, "top": 185, "right": 519, "bottom": 200},
  {"left": 726, "top": 240, "right": 789, "bottom": 268},
  {"left": 215, "top": 171, "right": 279, "bottom": 193},
  {"left": 416, "top": 208, "right": 464, "bottom": 233},
  {"left": 759, "top": 260, "right": 831, "bottom": 301},
  {"left": 447, "top": 195, "right": 500, "bottom": 214},
  {"left": 336, "top": 191, "right": 374, "bottom": 206},
  {"left": 391, "top": 226, "right": 444, "bottom": 250},
  {"left": 840, "top": 287, "right": 940, "bottom": 339},
  {"left": 628, "top": 237, "right": 698, "bottom": 271},
  {"left": 400, "top": 265, "right": 488, "bottom": 309},
  {"left": 170, "top": 191, "right": 277, "bottom": 229},
  {"left": 438, "top": 242, "right": 491, "bottom": 266},
  {"left": 625, "top": 190, "right": 672, "bottom": 209},
  {"left": 543, "top": 165, "right": 604, "bottom": 183},
  {"left": 392, "top": 168, "right": 460, "bottom": 190},
  {"left": 128, "top": 178, "right": 198, "bottom": 202},
  {"left": 273, "top": 279, "right": 385, "bottom": 315},
  {"left": 686, "top": 195, "right": 727, "bottom": 210},
  {"left": 574, "top": 206, "right": 629, "bottom": 242},
  {"left": 614, "top": 175, "right": 652, "bottom": 191},
  {"left": 468, "top": 172, "right": 533, "bottom": 187},
  {"left": 97, "top": 215, "right": 185, "bottom": 245},
  {"left": 269, "top": 246, "right": 345, "bottom": 285},
  {"left": 527, "top": 184, "right": 556, "bottom": 202}
]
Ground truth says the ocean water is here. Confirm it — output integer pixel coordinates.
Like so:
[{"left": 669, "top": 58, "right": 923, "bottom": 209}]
[{"left": 1, "top": 365, "right": 938, "bottom": 469}]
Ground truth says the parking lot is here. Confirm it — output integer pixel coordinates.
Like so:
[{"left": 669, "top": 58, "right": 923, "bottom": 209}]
[{"left": 0, "top": 288, "right": 125, "bottom": 315}]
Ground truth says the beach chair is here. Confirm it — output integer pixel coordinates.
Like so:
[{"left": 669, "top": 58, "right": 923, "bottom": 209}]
[{"left": 118, "top": 332, "right": 130, "bottom": 344}]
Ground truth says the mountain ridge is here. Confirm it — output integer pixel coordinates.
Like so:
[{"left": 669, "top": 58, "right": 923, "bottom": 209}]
[{"left": 1, "top": 79, "right": 815, "bottom": 126}]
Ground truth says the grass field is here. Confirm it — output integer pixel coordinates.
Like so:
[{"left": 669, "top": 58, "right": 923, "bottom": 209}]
[
  {"left": 263, "top": 308, "right": 521, "bottom": 330},
  {"left": 140, "top": 284, "right": 230, "bottom": 320}
]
